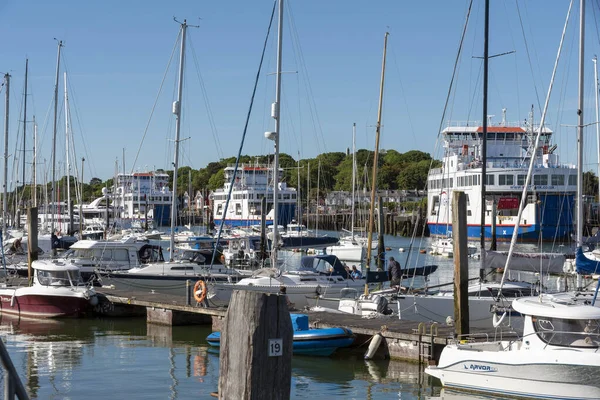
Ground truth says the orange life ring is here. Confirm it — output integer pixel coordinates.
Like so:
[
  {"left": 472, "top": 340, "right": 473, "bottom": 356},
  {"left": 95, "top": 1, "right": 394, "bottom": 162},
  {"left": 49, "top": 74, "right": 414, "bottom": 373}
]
[{"left": 194, "top": 280, "right": 207, "bottom": 303}]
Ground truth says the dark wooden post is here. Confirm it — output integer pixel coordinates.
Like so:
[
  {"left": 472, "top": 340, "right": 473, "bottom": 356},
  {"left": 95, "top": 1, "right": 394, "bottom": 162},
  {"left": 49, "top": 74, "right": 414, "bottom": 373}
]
[
  {"left": 27, "top": 207, "right": 38, "bottom": 283},
  {"left": 452, "top": 191, "right": 469, "bottom": 337},
  {"left": 218, "top": 290, "right": 292, "bottom": 400}
]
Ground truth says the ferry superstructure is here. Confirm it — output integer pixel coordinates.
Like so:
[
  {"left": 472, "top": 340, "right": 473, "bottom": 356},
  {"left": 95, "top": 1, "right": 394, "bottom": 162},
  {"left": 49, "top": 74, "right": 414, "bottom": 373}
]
[
  {"left": 427, "top": 119, "right": 575, "bottom": 241},
  {"left": 210, "top": 164, "right": 297, "bottom": 227},
  {"left": 113, "top": 171, "right": 173, "bottom": 227}
]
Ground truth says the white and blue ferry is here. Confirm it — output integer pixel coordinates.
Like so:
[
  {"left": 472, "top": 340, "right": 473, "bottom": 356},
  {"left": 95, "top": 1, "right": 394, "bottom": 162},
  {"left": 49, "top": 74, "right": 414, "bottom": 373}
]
[
  {"left": 427, "top": 116, "right": 576, "bottom": 242},
  {"left": 210, "top": 163, "right": 297, "bottom": 228}
]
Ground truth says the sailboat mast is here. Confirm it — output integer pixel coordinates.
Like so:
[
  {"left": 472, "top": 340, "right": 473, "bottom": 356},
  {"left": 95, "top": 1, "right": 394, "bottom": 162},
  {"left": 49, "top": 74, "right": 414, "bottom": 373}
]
[
  {"left": 365, "top": 32, "right": 389, "bottom": 295},
  {"left": 22, "top": 59, "right": 28, "bottom": 214},
  {"left": 64, "top": 72, "right": 72, "bottom": 233},
  {"left": 594, "top": 56, "right": 599, "bottom": 210},
  {"left": 3, "top": 73, "right": 10, "bottom": 233},
  {"left": 51, "top": 40, "right": 63, "bottom": 234},
  {"left": 270, "top": 0, "right": 284, "bottom": 267},
  {"left": 297, "top": 153, "right": 301, "bottom": 226},
  {"left": 351, "top": 123, "right": 356, "bottom": 239},
  {"left": 480, "top": 0, "right": 489, "bottom": 266},
  {"left": 576, "top": 0, "right": 585, "bottom": 249},
  {"left": 169, "top": 20, "right": 187, "bottom": 261},
  {"left": 33, "top": 116, "right": 37, "bottom": 207}
]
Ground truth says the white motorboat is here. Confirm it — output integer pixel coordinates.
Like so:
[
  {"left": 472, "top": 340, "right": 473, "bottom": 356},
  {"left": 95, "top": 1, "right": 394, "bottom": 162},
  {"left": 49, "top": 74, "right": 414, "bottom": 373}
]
[
  {"left": 430, "top": 237, "right": 477, "bottom": 257},
  {"left": 325, "top": 235, "right": 366, "bottom": 263},
  {"left": 425, "top": 294, "right": 600, "bottom": 399},
  {"left": 207, "top": 254, "right": 368, "bottom": 308},
  {"left": 33, "top": 237, "right": 165, "bottom": 283},
  {"left": 0, "top": 261, "right": 97, "bottom": 318}
]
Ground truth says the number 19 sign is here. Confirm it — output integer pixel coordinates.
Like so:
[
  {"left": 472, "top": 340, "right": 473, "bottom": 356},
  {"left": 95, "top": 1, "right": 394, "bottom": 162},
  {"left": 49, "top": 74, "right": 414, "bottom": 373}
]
[{"left": 268, "top": 338, "right": 283, "bottom": 357}]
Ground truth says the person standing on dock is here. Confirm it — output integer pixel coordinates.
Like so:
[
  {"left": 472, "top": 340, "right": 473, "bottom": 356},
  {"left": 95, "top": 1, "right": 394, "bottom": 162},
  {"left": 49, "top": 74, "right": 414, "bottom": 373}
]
[{"left": 387, "top": 257, "right": 402, "bottom": 288}]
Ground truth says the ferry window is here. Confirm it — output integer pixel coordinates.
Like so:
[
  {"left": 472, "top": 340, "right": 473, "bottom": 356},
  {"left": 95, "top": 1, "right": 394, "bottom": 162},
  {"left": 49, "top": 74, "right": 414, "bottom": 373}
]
[
  {"left": 517, "top": 175, "right": 526, "bottom": 185},
  {"left": 568, "top": 175, "right": 577, "bottom": 185},
  {"left": 465, "top": 194, "right": 470, "bottom": 205},
  {"left": 449, "top": 178, "right": 453, "bottom": 188},
  {"left": 534, "top": 175, "right": 548, "bottom": 185},
  {"left": 431, "top": 196, "right": 439, "bottom": 215},
  {"left": 291, "top": 194, "right": 296, "bottom": 199},
  {"left": 235, "top": 203, "right": 242, "bottom": 215},
  {"left": 551, "top": 175, "right": 565, "bottom": 186},
  {"left": 133, "top": 196, "right": 138, "bottom": 202},
  {"left": 216, "top": 204, "right": 223, "bottom": 216},
  {"left": 499, "top": 175, "right": 514, "bottom": 185},
  {"left": 486, "top": 175, "right": 495, "bottom": 185},
  {"left": 467, "top": 210, "right": 472, "bottom": 216}
]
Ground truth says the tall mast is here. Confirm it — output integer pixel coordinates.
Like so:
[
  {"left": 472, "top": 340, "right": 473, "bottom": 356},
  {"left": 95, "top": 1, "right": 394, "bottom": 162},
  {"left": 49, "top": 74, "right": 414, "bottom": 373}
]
[
  {"left": 3, "top": 73, "right": 10, "bottom": 233},
  {"left": 51, "top": 40, "right": 63, "bottom": 234},
  {"left": 169, "top": 20, "right": 187, "bottom": 261},
  {"left": 64, "top": 72, "right": 72, "bottom": 233},
  {"left": 32, "top": 116, "right": 37, "bottom": 207},
  {"left": 365, "top": 32, "right": 389, "bottom": 296},
  {"left": 270, "top": 0, "right": 284, "bottom": 267},
  {"left": 22, "top": 59, "right": 28, "bottom": 216},
  {"left": 351, "top": 123, "right": 356, "bottom": 239},
  {"left": 480, "top": 0, "right": 489, "bottom": 268},
  {"left": 576, "top": 0, "right": 585, "bottom": 249},
  {"left": 297, "top": 153, "right": 301, "bottom": 226},
  {"left": 594, "top": 55, "right": 599, "bottom": 206}
]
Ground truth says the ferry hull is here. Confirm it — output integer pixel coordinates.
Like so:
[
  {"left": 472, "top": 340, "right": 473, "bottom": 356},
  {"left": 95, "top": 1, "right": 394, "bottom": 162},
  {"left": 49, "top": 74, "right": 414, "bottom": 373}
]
[{"left": 428, "top": 222, "right": 570, "bottom": 242}]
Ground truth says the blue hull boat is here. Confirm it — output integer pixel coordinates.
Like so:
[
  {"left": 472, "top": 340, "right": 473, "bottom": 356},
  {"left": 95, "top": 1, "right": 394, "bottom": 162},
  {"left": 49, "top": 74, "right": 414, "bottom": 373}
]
[{"left": 206, "top": 314, "right": 355, "bottom": 357}]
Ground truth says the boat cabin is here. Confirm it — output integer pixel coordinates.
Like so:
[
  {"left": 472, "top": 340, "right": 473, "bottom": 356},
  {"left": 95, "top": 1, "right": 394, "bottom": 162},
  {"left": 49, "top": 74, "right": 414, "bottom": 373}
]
[
  {"left": 35, "top": 263, "right": 84, "bottom": 288},
  {"left": 513, "top": 295, "right": 600, "bottom": 350}
]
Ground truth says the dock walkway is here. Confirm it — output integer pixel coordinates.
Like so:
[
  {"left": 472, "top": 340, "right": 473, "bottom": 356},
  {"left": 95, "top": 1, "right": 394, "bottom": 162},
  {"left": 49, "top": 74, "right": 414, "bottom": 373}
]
[{"left": 95, "top": 287, "right": 516, "bottom": 363}]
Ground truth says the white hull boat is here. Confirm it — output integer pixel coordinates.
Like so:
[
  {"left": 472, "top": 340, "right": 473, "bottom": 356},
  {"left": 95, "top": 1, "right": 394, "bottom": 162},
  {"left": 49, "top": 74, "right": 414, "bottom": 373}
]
[{"left": 425, "top": 294, "right": 600, "bottom": 399}]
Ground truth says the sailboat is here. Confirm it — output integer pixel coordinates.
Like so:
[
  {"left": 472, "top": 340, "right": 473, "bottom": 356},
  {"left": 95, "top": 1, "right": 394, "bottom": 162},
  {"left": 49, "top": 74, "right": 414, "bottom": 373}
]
[
  {"left": 325, "top": 123, "right": 370, "bottom": 263},
  {"left": 207, "top": 0, "right": 366, "bottom": 308},
  {"left": 96, "top": 20, "right": 242, "bottom": 295}
]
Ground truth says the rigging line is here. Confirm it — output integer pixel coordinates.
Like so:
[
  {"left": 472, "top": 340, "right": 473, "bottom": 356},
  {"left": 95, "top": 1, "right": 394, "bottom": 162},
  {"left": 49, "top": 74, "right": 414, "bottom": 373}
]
[
  {"left": 436, "top": 0, "right": 473, "bottom": 140},
  {"left": 209, "top": 0, "right": 278, "bottom": 268},
  {"left": 286, "top": 0, "right": 326, "bottom": 154},
  {"left": 130, "top": 29, "right": 181, "bottom": 175},
  {"left": 389, "top": 46, "right": 417, "bottom": 146},
  {"left": 514, "top": 0, "right": 543, "bottom": 114},
  {"left": 62, "top": 56, "right": 93, "bottom": 182},
  {"left": 187, "top": 35, "right": 224, "bottom": 161}
]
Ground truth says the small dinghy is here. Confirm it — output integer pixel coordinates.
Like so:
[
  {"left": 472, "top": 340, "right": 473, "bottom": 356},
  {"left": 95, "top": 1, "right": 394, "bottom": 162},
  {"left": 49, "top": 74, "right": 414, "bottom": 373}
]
[{"left": 206, "top": 314, "right": 355, "bottom": 357}]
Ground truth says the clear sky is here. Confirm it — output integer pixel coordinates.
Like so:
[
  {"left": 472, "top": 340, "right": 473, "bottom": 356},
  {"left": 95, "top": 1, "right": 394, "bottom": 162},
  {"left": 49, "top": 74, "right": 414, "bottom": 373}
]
[{"left": 1, "top": 0, "right": 599, "bottom": 187}]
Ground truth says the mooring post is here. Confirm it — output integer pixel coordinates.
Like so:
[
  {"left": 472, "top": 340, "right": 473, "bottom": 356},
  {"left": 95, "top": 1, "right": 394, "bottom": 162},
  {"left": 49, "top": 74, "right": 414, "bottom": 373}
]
[
  {"left": 27, "top": 207, "right": 38, "bottom": 284},
  {"left": 218, "top": 290, "right": 292, "bottom": 400},
  {"left": 452, "top": 191, "right": 470, "bottom": 337}
]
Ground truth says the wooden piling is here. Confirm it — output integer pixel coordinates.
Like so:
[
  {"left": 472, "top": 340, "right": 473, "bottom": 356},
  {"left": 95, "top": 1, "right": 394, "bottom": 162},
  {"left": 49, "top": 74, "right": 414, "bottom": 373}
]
[
  {"left": 218, "top": 290, "right": 292, "bottom": 400},
  {"left": 27, "top": 207, "right": 38, "bottom": 283},
  {"left": 452, "top": 191, "right": 469, "bottom": 337}
]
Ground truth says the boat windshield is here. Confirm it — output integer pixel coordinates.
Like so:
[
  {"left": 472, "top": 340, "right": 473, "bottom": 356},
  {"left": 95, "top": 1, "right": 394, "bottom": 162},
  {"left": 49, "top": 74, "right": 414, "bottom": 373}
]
[
  {"left": 532, "top": 316, "right": 600, "bottom": 348},
  {"left": 37, "top": 269, "right": 81, "bottom": 287},
  {"left": 179, "top": 250, "right": 206, "bottom": 264}
]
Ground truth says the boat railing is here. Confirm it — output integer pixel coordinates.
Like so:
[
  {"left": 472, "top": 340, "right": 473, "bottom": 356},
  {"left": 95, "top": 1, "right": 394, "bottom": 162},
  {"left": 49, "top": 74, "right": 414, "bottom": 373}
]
[{"left": 0, "top": 339, "right": 29, "bottom": 399}]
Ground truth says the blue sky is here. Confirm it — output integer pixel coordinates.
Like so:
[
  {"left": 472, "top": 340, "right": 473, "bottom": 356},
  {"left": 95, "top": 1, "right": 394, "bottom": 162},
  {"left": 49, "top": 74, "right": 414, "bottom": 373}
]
[{"left": 1, "top": 0, "right": 599, "bottom": 185}]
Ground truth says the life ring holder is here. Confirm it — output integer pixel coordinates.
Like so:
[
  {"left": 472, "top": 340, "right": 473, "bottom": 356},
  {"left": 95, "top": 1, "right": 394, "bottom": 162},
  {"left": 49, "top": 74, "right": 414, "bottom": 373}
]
[{"left": 194, "top": 280, "right": 208, "bottom": 303}]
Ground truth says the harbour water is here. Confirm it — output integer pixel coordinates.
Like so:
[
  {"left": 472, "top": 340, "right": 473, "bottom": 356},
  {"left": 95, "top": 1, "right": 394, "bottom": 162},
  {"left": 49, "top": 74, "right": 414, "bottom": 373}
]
[{"left": 0, "top": 231, "right": 568, "bottom": 399}]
